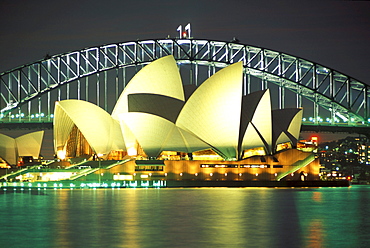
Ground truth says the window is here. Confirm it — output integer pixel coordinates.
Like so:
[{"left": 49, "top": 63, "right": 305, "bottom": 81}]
[
  {"left": 273, "top": 165, "right": 283, "bottom": 168},
  {"left": 135, "top": 166, "right": 164, "bottom": 171},
  {"left": 200, "top": 164, "right": 238, "bottom": 168},
  {"left": 240, "top": 164, "right": 270, "bottom": 168}
]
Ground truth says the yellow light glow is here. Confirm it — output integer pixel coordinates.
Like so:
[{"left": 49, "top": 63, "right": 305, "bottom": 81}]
[
  {"left": 242, "top": 147, "right": 266, "bottom": 159},
  {"left": 57, "top": 150, "right": 66, "bottom": 160},
  {"left": 113, "top": 175, "right": 133, "bottom": 180},
  {"left": 127, "top": 147, "right": 137, "bottom": 156}
]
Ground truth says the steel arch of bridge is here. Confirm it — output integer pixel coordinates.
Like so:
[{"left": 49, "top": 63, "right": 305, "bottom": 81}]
[{"left": 0, "top": 38, "right": 369, "bottom": 126}]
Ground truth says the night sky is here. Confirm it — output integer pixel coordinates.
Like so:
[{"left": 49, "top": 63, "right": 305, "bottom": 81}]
[{"left": 1, "top": 0, "right": 369, "bottom": 84}]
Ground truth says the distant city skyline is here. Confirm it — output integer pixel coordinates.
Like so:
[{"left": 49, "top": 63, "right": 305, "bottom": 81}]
[{"left": 300, "top": 132, "right": 362, "bottom": 144}]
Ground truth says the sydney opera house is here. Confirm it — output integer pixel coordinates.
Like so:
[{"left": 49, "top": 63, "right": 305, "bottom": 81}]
[
  {"left": 39, "top": 55, "right": 319, "bottom": 185},
  {"left": 0, "top": 55, "right": 321, "bottom": 186},
  {"left": 0, "top": 131, "right": 44, "bottom": 168}
]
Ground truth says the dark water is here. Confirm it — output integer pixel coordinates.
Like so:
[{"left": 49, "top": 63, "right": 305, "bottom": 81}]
[{"left": 1, "top": 186, "right": 370, "bottom": 248}]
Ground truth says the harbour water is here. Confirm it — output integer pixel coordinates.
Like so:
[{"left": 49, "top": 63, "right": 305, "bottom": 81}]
[{"left": 1, "top": 185, "right": 369, "bottom": 248}]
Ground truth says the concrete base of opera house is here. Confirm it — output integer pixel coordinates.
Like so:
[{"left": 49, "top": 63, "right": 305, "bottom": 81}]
[{"left": 1, "top": 150, "right": 348, "bottom": 188}]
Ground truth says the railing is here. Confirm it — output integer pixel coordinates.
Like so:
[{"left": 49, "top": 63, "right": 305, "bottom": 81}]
[{"left": 276, "top": 153, "right": 315, "bottom": 181}]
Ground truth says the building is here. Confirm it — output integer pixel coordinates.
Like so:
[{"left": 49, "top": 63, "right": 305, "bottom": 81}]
[
  {"left": 44, "top": 55, "right": 318, "bottom": 184},
  {"left": 25, "top": 55, "right": 319, "bottom": 184},
  {"left": 318, "top": 136, "right": 370, "bottom": 183},
  {"left": 0, "top": 131, "right": 44, "bottom": 167}
]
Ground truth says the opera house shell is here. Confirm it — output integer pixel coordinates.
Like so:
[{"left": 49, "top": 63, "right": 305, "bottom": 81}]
[
  {"left": 0, "top": 131, "right": 44, "bottom": 166},
  {"left": 53, "top": 55, "right": 319, "bottom": 183}
]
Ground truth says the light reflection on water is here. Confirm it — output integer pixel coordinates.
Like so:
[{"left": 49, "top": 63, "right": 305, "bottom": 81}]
[{"left": 1, "top": 186, "right": 370, "bottom": 248}]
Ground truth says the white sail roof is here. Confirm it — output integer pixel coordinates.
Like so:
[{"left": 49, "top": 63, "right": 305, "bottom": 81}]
[
  {"left": 120, "top": 112, "right": 210, "bottom": 157},
  {"left": 176, "top": 62, "right": 243, "bottom": 158},
  {"left": 0, "top": 131, "right": 44, "bottom": 165},
  {"left": 241, "top": 89, "right": 272, "bottom": 154},
  {"left": 54, "top": 100, "right": 124, "bottom": 155},
  {"left": 272, "top": 108, "right": 303, "bottom": 152},
  {"left": 16, "top": 131, "right": 44, "bottom": 159},
  {"left": 0, "top": 133, "right": 16, "bottom": 165},
  {"left": 112, "top": 55, "right": 184, "bottom": 120},
  {"left": 287, "top": 109, "right": 303, "bottom": 142}
]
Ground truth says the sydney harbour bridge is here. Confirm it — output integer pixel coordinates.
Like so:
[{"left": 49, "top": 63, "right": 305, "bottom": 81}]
[{"left": 0, "top": 37, "right": 369, "bottom": 136}]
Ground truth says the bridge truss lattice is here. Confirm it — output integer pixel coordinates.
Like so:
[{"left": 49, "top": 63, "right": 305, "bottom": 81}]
[{"left": 0, "top": 38, "right": 369, "bottom": 126}]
